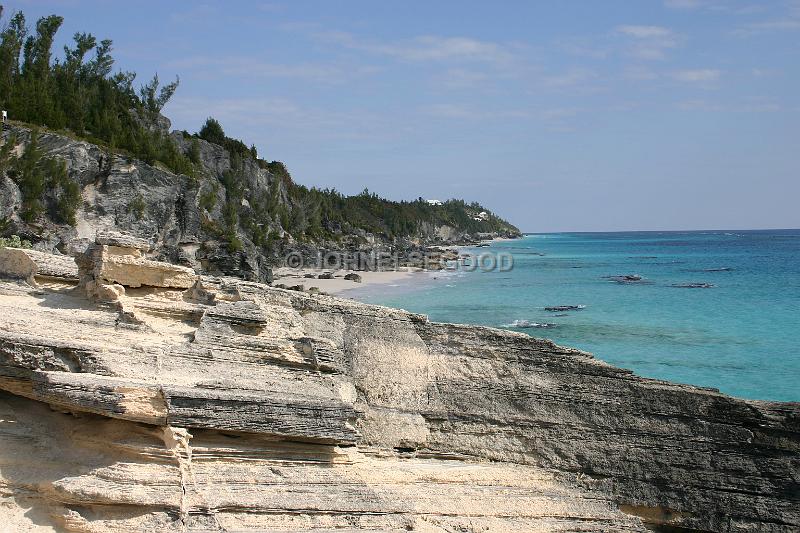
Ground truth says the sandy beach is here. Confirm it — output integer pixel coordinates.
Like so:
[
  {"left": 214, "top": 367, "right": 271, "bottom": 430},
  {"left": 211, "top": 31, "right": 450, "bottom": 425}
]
[
  {"left": 272, "top": 266, "right": 427, "bottom": 296},
  {"left": 272, "top": 237, "right": 516, "bottom": 298}
]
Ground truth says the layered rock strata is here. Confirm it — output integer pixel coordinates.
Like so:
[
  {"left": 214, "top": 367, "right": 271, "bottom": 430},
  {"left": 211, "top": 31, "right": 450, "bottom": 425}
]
[{"left": 0, "top": 244, "right": 797, "bottom": 532}]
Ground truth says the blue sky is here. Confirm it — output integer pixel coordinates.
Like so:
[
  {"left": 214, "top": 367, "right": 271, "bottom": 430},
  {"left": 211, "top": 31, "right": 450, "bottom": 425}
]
[{"left": 7, "top": 0, "right": 800, "bottom": 231}]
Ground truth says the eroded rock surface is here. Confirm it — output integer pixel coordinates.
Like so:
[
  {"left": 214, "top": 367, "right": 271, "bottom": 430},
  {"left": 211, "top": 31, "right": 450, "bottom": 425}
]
[{"left": 0, "top": 251, "right": 798, "bottom": 532}]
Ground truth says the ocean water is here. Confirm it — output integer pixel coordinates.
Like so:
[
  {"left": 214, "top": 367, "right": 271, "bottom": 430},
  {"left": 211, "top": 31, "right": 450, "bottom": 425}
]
[{"left": 349, "top": 230, "right": 800, "bottom": 402}]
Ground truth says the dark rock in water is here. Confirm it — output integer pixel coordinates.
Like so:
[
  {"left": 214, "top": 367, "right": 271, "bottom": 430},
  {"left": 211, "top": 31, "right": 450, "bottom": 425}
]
[
  {"left": 288, "top": 284, "right": 304, "bottom": 291},
  {"left": 318, "top": 272, "right": 334, "bottom": 279},
  {"left": 304, "top": 273, "right": 316, "bottom": 279},
  {"left": 703, "top": 267, "right": 733, "bottom": 272},
  {"left": 673, "top": 282, "right": 715, "bottom": 289},
  {"left": 604, "top": 274, "right": 646, "bottom": 283},
  {"left": 545, "top": 305, "right": 586, "bottom": 312},
  {"left": 344, "top": 273, "right": 362, "bottom": 283}
]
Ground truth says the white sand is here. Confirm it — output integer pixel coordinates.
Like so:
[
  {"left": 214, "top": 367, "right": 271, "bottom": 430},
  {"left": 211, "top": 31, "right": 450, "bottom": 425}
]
[
  {"left": 272, "top": 237, "right": 517, "bottom": 297},
  {"left": 272, "top": 267, "right": 426, "bottom": 296}
]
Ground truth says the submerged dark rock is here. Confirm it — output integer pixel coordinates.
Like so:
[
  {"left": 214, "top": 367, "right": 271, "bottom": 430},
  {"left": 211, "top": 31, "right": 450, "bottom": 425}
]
[
  {"left": 545, "top": 305, "right": 586, "bottom": 312},
  {"left": 604, "top": 274, "right": 648, "bottom": 283},
  {"left": 673, "top": 282, "right": 715, "bottom": 288}
]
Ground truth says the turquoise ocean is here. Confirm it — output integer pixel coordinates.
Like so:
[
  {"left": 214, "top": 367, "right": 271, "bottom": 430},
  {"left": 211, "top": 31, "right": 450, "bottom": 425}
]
[{"left": 349, "top": 230, "right": 800, "bottom": 402}]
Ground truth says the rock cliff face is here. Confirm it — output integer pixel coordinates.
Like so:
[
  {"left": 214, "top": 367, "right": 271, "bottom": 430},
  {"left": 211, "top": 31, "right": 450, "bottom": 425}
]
[
  {"left": 0, "top": 244, "right": 797, "bottom": 532},
  {"left": 1, "top": 125, "right": 276, "bottom": 283},
  {"left": 0, "top": 124, "right": 519, "bottom": 286}
]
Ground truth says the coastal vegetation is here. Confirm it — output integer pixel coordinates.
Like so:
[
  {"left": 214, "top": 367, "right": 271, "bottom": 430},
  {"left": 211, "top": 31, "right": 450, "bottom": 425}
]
[
  {"left": 0, "top": 5, "right": 519, "bottom": 252},
  {"left": 0, "top": 6, "right": 193, "bottom": 175}
]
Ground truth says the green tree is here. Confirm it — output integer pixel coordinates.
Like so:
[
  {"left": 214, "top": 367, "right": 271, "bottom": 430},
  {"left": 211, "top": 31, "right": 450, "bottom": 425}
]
[
  {"left": 0, "top": 10, "right": 27, "bottom": 108},
  {"left": 139, "top": 73, "right": 179, "bottom": 114},
  {"left": 10, "top": 131, "right": 46, "bottom": 221},
  {"left": 198, "top": 117, "right": 225, "bottom": 146}
]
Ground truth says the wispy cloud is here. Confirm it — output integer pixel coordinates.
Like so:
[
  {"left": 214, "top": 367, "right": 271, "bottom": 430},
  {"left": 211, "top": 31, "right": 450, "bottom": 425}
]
[
  {"left": 735, "top": 0, "right": 800, "bottom": 34},
  {"left": 422, "top": 103, "right": 532, "bottom": 120},
  {"left": 623, "top": 66, "right": 661, "bottom": 80},
  {"left": 166, "top": 96, "right": 387, "bottom": 142},
  {"left": 166, "top": 56, "right": 380, "bottom": 84},
  {"left": 664, "top": 0, "right": 706, "bottom": 9},
  {"left": 615, "top": 25, "right": 680, "bottom": 60},
  {"left": 315, "top": 30, "right": 518, "bottom": 67},
  {"left": 542, "top": 68, "right": 597, "bottom": 88},
  {"left": 419, "top": 103, "right": 586, "bottom": 133},
  {"left": 675, "top": 99, "right": 782, "bottom": 112},
  {"left": 740, "top": 18, "right": 800, "bottom": 32},
  {"left": 433, "top": 68, "right": 490, "bottom": 89},
  {"left": 672, "top": 68, "right": 722, "bottom": 83},
  {"left": 617, "top": 25, "right": 673, "bottom": 39},
  {"left": 664, "top": 0, "right": 767, "bottom": 15},
  {"left": 751, "top": 68, "right": 778, "bottom": 77}
]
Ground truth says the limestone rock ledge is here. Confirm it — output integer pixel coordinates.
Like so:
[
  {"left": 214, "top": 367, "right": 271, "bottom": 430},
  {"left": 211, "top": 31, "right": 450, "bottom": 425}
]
[{"left": 0, "top": 249, "right": 798, "bottom": 532}]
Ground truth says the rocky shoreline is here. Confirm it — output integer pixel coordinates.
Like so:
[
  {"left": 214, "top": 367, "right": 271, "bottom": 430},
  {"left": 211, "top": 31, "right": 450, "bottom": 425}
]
[
  {"left": 0, "top": 123, "right": 519, "bottom": 288},
  {"left": 0, "top": 237, "right": 797, "bottom": 532}
]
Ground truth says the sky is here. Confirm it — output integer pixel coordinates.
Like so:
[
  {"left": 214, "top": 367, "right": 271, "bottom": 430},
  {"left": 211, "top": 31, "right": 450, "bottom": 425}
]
[{"left": 6, "top": 0, "right": 800, "bottom": 232}]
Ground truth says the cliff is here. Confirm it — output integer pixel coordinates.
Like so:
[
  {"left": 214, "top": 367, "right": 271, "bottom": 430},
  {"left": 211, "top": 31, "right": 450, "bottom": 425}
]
[
  {"left": 0, "top": 240, "right": 797, "bottom": 532},
  {"left": 0, "top": 123, "right": 520, "bottom": 285}
]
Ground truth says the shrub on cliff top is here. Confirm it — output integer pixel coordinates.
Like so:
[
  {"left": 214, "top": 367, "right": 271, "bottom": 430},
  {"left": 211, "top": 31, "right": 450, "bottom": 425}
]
[{"left": 0, "top": 7, "right": 193, "bottom": 176}]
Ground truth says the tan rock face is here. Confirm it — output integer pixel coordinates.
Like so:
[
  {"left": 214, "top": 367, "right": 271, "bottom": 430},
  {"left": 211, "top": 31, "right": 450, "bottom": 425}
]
[
  {"left": 78, "top": 244, "right": 196, "bottom": 292},
  {"left": 0, "top": 247, "right": 37, "bottom": 286},
  {"left": 0, "top": 251, "right": 798, "bottom": 532},
  {"left": 72, "top": 232, "right": 198, "bottom": 305},
  {"left": 94, "top": 251, "right": 197, "bottom": 289}
]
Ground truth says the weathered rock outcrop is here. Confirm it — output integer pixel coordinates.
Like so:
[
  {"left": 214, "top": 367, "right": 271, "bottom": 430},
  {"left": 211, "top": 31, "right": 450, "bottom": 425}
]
[
  {"left": 1, "top": 125, "right": 275, "bottom": 284},
  {"left": 1, "top": 124, "right": 519, "bottom": 286},
  {"left": 76, "top": 231, "right": 197, "bottom": 302},
  {"left": 0, "top": 249, "right": 798, "bottom": 532}
]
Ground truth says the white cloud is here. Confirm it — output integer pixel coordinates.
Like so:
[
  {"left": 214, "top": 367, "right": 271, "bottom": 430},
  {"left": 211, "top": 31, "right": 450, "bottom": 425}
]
[
  {"left": 422, "top": 104, "right": 532, "bottom": 120},
  {"left": 735, "top": 1, "right": 800, "bottom": 34},
  {"left": 743, "top": 19, "right": 800, "bottom": 31},
  {"left": 165, "top": 96, "right": 387, "bottom": 143},
  {"left": 542, "top": 68, "right": 597, "bottom": 87},
  {"left": 166, "top": 56, "right": 379, "bottom": 84},
  {"left": 617, "top": 25, "right": 673, "bottom": 39},
  {"left": 675, "top": 99, "right": 724, "bottom": 111},
  {"left": 664, "top": 0, "right": 705, "bottom": 8},
  {"left": 424, "top": 103, "right": 476, "bottom": 119},
  {"left": 672, "top": 69, "right": 722, "bottom": 82},
  {"left": 623, "top": 66, "right": 660, "bottom": 80},
  {"left": 540, "top": 107, "right": 582, "bottom": 119},
  {"left": 434, "top": 68, "right": 490, "bottom": 89},
  {"left": 675, "top": 99, "right": 782, "bottom": 112},
  {"left": 750, "top": 68, "right": 781, "bottom": 78},
  {"left": 317, "top": 31, "right": 516, "bottom": 66},
  {"left": 615, "top": 25, "right": 680, "bottom": 60}
]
